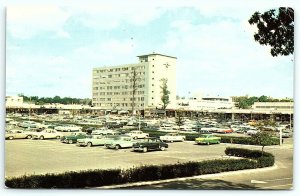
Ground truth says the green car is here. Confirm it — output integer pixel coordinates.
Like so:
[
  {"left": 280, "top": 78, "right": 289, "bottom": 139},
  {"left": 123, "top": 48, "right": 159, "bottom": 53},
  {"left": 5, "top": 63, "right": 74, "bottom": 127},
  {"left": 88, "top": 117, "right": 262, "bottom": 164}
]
[
  {"left": 61, "top": 132, "right": 87, "bottom": 144},
  {"left": 77, "top": 135, "right": 119, "bottom": 147},
  {"left": 195, "top": 134, "right": 221, "bottom": 145}
]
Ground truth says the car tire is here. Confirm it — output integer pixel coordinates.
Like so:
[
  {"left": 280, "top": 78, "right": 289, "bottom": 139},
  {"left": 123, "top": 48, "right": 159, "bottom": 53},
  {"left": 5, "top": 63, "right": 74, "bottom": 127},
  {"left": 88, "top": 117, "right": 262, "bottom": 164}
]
[
  {"left": 133, "top": 137, "right": 138, "bottom": 140},
  {"left": 160, "top": 146, "right": 166, "bottom": 151},
  {"left": 68, "top": 140, "right": 73, "bottom": 144},
  {"left": 143, "top": 147, "right": 148, "bottom": 153},
  {"left": 27, "top": 135, "right": 32, "bottom": 139},
  {"left": 39, "top": 136, "right": 44, "bottom": 140},
  {"left": 87, "top": 142, "right": 92, "bottom": 147},
  {"left": 115, "top": 145, "right": 120, "bottom": 150},
  {"left": 8, "top": 136, "right": 14, "bottom": 140}
]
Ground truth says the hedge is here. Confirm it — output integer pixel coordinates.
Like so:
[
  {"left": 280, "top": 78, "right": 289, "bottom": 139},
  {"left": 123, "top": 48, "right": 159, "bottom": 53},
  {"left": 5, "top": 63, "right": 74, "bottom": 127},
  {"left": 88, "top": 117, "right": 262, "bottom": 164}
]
[
  {"left": 225, "top": 147, "right": 275, "bottom": 168},
  {"left": 5, "top": 147, "right": 275, "bottom": 188},
  {"left": 144, "top": 130, "right": 280, "bottom": 146},
  {"left": 221, "top": 136, "right": 280, "bottom": 146}
]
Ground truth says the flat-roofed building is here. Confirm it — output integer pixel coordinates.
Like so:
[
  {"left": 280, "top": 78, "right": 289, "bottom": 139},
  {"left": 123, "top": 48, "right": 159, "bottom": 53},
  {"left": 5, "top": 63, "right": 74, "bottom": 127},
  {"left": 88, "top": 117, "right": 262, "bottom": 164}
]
[
  {"left": 92, "top": 53, "right": 177, "bottom": 112},
  {"left": 252, "top": 102, "right": 293, "bottom": 114},
  {"left": 177, "top": 95, "right": 234, "bottom": 111}
]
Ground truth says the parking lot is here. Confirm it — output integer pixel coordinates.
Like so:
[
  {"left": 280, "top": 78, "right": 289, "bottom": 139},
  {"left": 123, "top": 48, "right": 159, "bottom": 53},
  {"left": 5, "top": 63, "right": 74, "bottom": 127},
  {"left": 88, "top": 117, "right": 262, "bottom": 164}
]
[{"left": 5, "top": 139, "right": 231, "bottom": 178}]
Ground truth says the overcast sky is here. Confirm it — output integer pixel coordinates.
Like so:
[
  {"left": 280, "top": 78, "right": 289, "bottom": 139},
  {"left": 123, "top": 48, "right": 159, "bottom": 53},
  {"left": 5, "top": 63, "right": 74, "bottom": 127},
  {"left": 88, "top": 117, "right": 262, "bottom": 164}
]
[{"left": 6, "top": 4, "right": 294, "bottom": 99}]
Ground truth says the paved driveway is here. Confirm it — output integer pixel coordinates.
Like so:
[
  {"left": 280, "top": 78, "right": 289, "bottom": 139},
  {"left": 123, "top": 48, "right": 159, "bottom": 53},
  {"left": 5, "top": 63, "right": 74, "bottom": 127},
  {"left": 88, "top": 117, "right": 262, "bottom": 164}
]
[{"left": 5, "top": 139, "right": 228, "bottom": 177}]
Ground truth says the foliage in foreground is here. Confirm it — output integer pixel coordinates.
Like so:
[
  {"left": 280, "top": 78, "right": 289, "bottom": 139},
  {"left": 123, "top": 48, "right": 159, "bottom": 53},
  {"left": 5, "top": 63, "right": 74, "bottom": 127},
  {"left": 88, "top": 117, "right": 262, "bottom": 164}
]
[{"left": 6, "top": 147, "right": 275, "bottom": 188}]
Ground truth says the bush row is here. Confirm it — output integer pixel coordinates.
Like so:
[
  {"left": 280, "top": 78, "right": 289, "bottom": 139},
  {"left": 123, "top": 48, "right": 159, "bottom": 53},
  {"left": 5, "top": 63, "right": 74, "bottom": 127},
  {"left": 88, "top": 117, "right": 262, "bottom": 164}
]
[
  {"left": 6, "top": 148, "right": 274, "bottom": 188},
  {"left": 225, "top": 147, "right": 275, "bottom": 168},
  {"left": 144, "top": 130, "right": 280, "bottom": 146},
  {"left": 221, "top": 135, "right": 280, "bottom": 146}
]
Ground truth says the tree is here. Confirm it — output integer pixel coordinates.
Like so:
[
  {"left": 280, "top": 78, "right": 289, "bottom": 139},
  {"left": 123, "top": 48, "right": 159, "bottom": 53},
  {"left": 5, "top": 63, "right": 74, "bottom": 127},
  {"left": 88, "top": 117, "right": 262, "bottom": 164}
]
[
  {"left": 160, "top": 78, "right": 170, "bottom": 110},
  {"left": 175, "top": 109, "right": 185, "bottom": 130},
  {"left": 251, "top": 131, "right": 274, "bottom": 156},
  {"left": 130, "top": 68, "right": 140, "bottom": 116},
  {"left": 248, "top": 7, "right": 294, "bottom": 57},
  {"left": 258, "top": 95, "right": 269, "bottom": 102}
]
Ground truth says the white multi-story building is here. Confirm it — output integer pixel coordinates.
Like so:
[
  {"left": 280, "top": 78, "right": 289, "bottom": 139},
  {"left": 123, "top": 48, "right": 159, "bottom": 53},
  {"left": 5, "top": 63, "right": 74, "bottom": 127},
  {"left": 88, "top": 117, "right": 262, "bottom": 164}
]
[
  {"left": 92, "top": 53, "right": 177, "bottom": 112},
  {"left": 177, "top": 95, "right": 234, "bottom": 111}
]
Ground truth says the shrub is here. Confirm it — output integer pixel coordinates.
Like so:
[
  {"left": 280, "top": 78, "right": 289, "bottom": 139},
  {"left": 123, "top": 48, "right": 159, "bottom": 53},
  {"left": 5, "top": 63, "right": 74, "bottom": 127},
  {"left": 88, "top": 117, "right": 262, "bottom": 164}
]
[
  {"left": 225, "top": 147, "right": 275, "bottom": 168},
  {"left": 221, "top": 135, "right": 279, "bottom": 146}
]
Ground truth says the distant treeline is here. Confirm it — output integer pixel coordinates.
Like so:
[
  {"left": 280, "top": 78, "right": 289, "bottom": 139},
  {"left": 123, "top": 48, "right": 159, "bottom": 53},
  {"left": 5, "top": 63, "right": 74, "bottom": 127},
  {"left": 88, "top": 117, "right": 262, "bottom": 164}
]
[
  {"left": 233, "top": 95, "right": 293, "bottom": 109},
  {"left": 18, "top": 94, "right": 92, "bottom": 105}
]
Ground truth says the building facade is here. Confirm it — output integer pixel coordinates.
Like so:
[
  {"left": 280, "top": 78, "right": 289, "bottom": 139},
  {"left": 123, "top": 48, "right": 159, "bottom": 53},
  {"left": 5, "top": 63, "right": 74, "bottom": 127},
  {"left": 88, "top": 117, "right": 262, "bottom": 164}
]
[
  {"left": 92, "top": 53, "right": 177, "bottom": 112},
  {"left": 177, "top": 95, "right": 234, "bottom": 111},
  {"left": 252, "top": 102, "right": 293, "bottom": 114},
  {"left": 5, "top": 96, "right": 24, "bottom": 107}
]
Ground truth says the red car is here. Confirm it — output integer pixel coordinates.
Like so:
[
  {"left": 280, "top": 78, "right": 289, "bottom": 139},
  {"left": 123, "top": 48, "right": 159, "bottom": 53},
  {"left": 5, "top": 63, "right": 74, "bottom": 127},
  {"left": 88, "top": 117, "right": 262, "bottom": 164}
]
[{"left": 216, "top": 128, "right": 233, "bottom": 134}]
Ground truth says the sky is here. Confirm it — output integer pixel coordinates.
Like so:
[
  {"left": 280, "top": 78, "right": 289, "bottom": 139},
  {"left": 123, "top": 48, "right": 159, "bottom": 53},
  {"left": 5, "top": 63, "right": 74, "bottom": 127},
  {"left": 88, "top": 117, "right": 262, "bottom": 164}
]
[{"left": 6, "top": 3, "right": 294, "bottom": 99}]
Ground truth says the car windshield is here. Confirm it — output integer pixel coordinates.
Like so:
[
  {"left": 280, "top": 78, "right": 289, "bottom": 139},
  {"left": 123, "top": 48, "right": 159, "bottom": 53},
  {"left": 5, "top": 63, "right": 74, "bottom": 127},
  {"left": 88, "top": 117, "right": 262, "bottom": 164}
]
[{"left": 199, "top": 134, "right": 209, "bottom": 137}]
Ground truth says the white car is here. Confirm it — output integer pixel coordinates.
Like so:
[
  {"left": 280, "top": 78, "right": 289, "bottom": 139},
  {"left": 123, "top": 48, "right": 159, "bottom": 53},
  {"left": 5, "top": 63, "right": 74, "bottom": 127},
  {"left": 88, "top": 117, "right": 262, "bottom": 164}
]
[
  {"left": 5, "top": 130, "right": 30, "bottom": 140},
  {"left": 91, "top": 128, "right": 118, "bottom": 135},
  {"left": 247, "top": 129, "right": 259, "bottom": 135},
  {"left": 54, "top": 124, "right": 82, "bottom": 132},
  {"left": 160, "top": 133, "right": 186, "bottom": 142},
  {"left": 127, "top": 130, "right": 149, "bottom": 139},
  {"left": 18, "top": 121, "right": 39, "bottom": 128},
  {"left": 32, "top": 129, "right": 63, "bottom": 140}
]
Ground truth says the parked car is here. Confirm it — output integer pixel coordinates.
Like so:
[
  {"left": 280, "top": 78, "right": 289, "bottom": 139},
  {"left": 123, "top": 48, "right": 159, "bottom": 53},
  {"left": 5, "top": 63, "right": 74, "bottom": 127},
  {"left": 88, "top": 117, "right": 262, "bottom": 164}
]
[
  {"left": 158, "top": 127, "right": 178, "bottom": 132},
  {"left": 77, "top": 135, "right": 119, "bottom": 147},
  {"left": 215, "top": 128, "right": 233, "bottom": 134},
  {"left": 5, "top": 130, "right": 30, "bottom": 140},
  {"left": 61, "top": 132, "right": 87, "bottom": 144},
  {"left": 91, "top": 128, "right": 119, "bottom": 135},
  {"left": 160, "top": 133, "right": 186, "bottom": 142},
  {"left": 105, "top": 135, "right": 135, "bottom": 149},
  {"left": 127, "top": 130, "right": 149, "bottom": 139},
  {"left": 246, "top": 129, "right": 259, "bottom": 135},
  {"left": 141, "top": 125, "right": 159, "bottom": 131},
  {"left": 18, "top": 121, "right": 39, "bottom": 128},
  {"left": 195, "top": 134, "right": 221, "bottom": 145},
  {"left": 281, "top": 130, "right": 293, "bottom": 138},
  {"left": 132, "top": 137, "right": 168, "bottom": 153},
  {"left": 32, "top": 129, "right": 63, "bottom": 140},
  {"left": 55, "top": 124, "right": 82, "bottom": 132},
  {"left": 84, "top": 127, "right": 96, "bottom": 134}
]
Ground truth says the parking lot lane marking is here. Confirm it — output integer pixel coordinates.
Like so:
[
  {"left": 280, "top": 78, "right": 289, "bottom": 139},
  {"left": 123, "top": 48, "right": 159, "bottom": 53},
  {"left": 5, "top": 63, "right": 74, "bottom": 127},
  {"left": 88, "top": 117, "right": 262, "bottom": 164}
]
[
  {"left": 251, "top": 180, "right": 267, "bottom": 184},
  {"left": 260, "top": 177, "right": 293, "bottom": 182},
  {"left": 260, "top": 183, "right": 293, "bottom": 189}
]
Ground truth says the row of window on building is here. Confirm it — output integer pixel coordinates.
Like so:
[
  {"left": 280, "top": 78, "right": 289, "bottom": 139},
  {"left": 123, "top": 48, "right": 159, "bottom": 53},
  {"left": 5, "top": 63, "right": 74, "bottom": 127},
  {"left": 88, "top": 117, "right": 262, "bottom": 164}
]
[
  {"left": 94, "top": 66, "right": 145, "bottom": 74},
  {"left": 93, "top": 97, "right": 145, "bottom": 102},
  {"left": 93, "top": 84, "right": 145, "bottom": 91},
  {"left": 94, "top": 103, "right": 145, "bottom": 107}
]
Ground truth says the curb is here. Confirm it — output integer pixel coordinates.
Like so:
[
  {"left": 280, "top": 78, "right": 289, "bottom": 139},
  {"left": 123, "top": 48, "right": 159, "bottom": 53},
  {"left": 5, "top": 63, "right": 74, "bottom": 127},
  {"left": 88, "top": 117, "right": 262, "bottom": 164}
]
[{"left": 96, "top": 164, "right": 278, "bottom": 189}]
